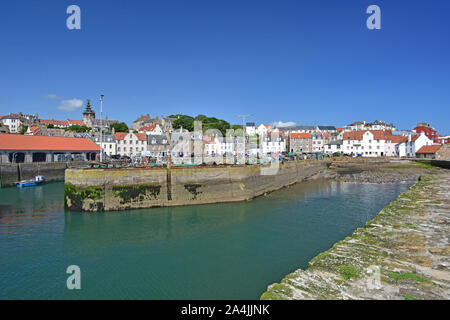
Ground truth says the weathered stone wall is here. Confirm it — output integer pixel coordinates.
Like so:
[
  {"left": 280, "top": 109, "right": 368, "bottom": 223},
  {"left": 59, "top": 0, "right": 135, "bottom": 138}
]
[
  {"left": 0, "top": 161, "right": 87, "bottom": 187},
  {"left": 0, "top": 164, "right": 19, "bottom": 187},
  {"left": 64, "top": 160, "right": 329, "bottom": 212}
]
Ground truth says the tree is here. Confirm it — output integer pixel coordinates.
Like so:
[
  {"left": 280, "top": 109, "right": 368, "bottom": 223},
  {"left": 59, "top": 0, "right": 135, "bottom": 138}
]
[
  {"left": 172, "top": 115, "right": 194, "bottom": 132},
  {"left": 46, "top": 124, "right": 55, "bottom": 129},
  {"left": 19, "top": 125, "right": 28, "bottom": 135},
  {"left": 170, "top": 114, "right": 231, "bottom": 135},
  {"left": 110, "top": 122, "right": 129, "bottom": 133},
  {"left": 65, "top": 125, "right": 90, "bottom": 133}
]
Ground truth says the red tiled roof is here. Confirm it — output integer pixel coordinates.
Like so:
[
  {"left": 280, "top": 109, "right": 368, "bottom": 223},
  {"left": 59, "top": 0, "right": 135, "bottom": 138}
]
[
  {"left": 135, "top": 133, "right": 147, "bottom": 141},
  {"left": 337, "top": 128, "right": 343, "bottom": 132},
  {"left": 40, "top": 119, "right": 69, "bottom": 126},
  {"left": 387, "top": 135, "right": 407, "bottom": 143},
  {"left": 416, "top": 145, "right": 442, "bottom": 154},
  {"left": 343, "top": 130, "right": 390, "bottom": 141},
  {"left": 114, "top": 132, "right": 128, "bottom": 140},
  {"left": 0, "top": 133, "right": 100, "bottom": 151},
  {"left": 343, "top": 131, "right": 364, "bottom": 140},
  {"left": 68, "top": 120, "right": 84, "bottom": 125},
  {"left": 114, "top": 132, "right": 147, "bottom": 141},
  {"left": 139, "top": 125, "right": 156, "bottom": 132},
  {"left": 290, "top": 133, "right": 311, "bottom": 139}
]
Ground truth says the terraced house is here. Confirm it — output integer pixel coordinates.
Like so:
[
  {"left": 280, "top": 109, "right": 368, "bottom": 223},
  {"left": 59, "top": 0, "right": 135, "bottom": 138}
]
[
  {"left": 289, "top": 133, "right": 312, "bottom": 153},
  {"left": 147, "top": 134, "right": 169, "bottom": 157},
  {"left": 114, "top": 131, "right": 147, "bottom": 157},
  {"left": 311, "top": 133, "right": 329, "bottom": 152}
]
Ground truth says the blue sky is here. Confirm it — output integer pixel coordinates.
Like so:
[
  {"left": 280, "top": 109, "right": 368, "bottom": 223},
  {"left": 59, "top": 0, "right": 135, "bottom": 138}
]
[{"left": 0, "top": 0, "right": 449, "bottom": 133}]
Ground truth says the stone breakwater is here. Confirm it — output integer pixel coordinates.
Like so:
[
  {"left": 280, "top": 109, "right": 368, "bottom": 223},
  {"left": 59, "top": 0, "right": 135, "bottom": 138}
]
[
  {"left": 261, "top": 172, "right": 450, "bottom": 300},
  {"left": 64, "top": 160, "right": 330, "bottom": 212}
]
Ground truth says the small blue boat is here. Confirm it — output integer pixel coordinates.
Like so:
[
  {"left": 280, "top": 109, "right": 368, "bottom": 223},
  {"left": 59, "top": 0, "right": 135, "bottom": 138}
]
[{"left": 16, "top": 175, "right": 45, "bottom": 188}]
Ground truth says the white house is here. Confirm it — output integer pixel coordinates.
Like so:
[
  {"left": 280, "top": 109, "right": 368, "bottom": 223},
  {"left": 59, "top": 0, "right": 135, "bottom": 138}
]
[
  {"left": 114, "top": 131, "right": 148, "bottom": 157},
  {"left": 413, "top": 132, "right": 434, "bottom": 153},
  {"left": 1, "top": 114, "right": 25, "bottom": 133},
  {"left": 139, "top": 124, "right": 163, "bottom": 136},
  {"left": 260, "top": 133, "right": 286, "bottom": 155},
  {"left": 396, "top": 132, "right": 433, "bottom": 158},
  {"left": 245, "top": 122, "right": 256, "bottom": 136},
  {"left": 324, "top": 140, "right": 343, "bottom": 155},
  {"left": 93, "top": 134, "right": 117, "bottom": 157},
  {"left": 343, "top": 130, "right": 388, "bottom": 157},
  {"left": 256, "top": 124, "right": 270, "bottom": 136}
]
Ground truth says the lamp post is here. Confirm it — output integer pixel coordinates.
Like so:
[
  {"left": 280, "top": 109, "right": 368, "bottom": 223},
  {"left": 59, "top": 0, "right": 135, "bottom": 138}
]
[{"left": 99, "top": 94, "right": 104, "bottom": 162}]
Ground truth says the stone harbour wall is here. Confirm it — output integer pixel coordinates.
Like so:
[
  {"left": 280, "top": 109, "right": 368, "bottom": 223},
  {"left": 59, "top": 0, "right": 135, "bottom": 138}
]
[
  {"left": 64, "top": 160, "right": 330, "bottom": 212},
  {"left": 261, "top": 172, "right": 450, "bottom": 300},
  {"left": 0, "top": 162, "right": 86, "bottom": 188}
]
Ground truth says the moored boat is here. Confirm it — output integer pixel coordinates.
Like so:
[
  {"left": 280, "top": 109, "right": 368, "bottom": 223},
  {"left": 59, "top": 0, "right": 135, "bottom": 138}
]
[{"left": 16, "top": 175, "right": 45, "bottom": 188}]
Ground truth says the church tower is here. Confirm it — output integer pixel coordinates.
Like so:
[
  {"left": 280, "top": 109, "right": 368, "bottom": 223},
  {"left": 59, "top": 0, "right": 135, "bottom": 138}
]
[{"left": 82, "top": 99, "right": 96, "bottom": 127}]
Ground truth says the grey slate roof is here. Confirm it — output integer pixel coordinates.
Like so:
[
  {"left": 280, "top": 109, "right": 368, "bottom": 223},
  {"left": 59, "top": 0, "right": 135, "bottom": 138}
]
[
  {"left": 325, "top": 139, "right": 343, "bottom": 145},
  {"left": 317, "top": 126, "right": 336, "bottom": 131}
]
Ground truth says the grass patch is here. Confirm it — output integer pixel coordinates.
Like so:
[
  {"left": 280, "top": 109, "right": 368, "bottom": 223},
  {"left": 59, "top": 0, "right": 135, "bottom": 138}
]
[
  {"left": 386, "top": 162, "right": 436, "bottom": 170},
  {"left": 403, "top": 294, "right": 421, "bottom": 300},
  {"left": 405, "top": 222, "right": 418, "bottom": 229},
  {"left": 388, "top": 272, "right": 430, "bottom": 283},
  {"left": 339, "top": 265, "right": 360, "bottom": 280}
]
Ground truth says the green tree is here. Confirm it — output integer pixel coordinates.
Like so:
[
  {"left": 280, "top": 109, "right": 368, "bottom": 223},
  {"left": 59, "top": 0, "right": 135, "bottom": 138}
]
[
  {"left": 65, "top": 125, "right": 90, "bottom": 133},
  {"left": 110, "top": 122, "right": 129, "bottom": 133},
  {"left": 46, "top": 124, "right": 55, "bottom": 129},
  {"left": 172, "top": 115, "right": 194, "bottom": 132},
  {"left": 170, "top": 114, "right": 231, "bottom": 135},
  {"left": 19, "top": 125, "right": 28, "bottom": 135}
]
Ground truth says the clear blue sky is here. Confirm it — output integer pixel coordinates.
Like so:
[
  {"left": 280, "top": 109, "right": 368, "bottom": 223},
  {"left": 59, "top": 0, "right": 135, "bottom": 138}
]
[{"left": 0, "top": 0, "right": 449, "bottom": 133}]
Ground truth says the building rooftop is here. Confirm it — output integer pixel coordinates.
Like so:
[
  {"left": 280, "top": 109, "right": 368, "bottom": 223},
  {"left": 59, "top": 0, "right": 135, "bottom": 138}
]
[
  {"left": 416, "top": 145, "right": 442, "bottom": 154},
  {"left": 0, "top": 133, "right": 100, "bottom": 151}
]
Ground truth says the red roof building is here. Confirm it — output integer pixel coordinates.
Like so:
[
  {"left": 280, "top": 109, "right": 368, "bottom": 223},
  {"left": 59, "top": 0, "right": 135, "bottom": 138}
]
[
  {"left": 414, "top": 123, "right": 439, "bottom": 142},
  {"left": 416, "top": 145, "right": 442, "bottom": 154},
  {"left": 0, "top": 133, "right": 100, "bottom": 151},
  {"left": 290, "top": 133, "right": 311, "bottom": 139},
  {"left": 0, "top": 133, "right": 100, "bottom": 163}
]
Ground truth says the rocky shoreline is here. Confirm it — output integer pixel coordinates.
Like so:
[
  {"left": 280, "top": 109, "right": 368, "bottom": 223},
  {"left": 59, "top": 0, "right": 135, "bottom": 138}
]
[
  {"left": 331, "top": 161, "right": 444, "bottom": 183},
  {"left": 261, "top": 171, "right": 450, "bottom": 300}
]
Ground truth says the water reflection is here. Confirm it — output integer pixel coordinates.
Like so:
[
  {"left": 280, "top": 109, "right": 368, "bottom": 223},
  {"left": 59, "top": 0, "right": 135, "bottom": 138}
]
[{"left": 0, "top": 180, "right": 413, "bottom": 299}]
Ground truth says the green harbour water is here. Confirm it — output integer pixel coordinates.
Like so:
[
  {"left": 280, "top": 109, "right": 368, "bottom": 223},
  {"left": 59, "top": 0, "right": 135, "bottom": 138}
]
[{"left": 0, "top": 180, "right": 412, "bottom": 299}]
